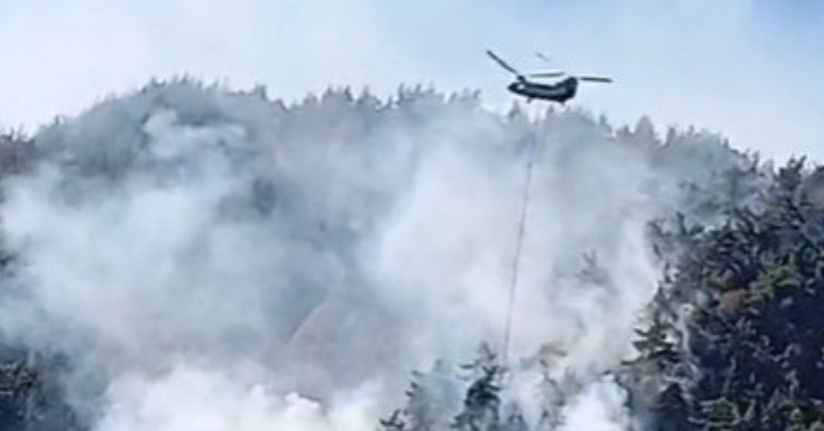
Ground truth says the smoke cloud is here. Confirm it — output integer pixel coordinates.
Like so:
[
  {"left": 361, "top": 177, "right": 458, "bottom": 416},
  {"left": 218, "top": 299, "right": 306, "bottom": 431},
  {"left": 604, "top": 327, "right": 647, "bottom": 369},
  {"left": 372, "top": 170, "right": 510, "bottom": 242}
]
[{"left": 0, "top": 81, "right": 758, "bottom": 430}]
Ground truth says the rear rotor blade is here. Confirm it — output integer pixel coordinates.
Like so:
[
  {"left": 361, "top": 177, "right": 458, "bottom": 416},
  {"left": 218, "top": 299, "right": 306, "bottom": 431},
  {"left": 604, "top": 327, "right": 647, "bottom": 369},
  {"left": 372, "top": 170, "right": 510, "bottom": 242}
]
[
  {"left": 528, "top": 71, "right": 566, "bottom": 78},
  {"left": 534, "top": 51, "right": 553, "bottom": 64},
  {"left": 578, "top": 76, "right": 613, "bottom": 83},
  {"left": 486, "top": 49, "right": 521, "bottom": 77}
]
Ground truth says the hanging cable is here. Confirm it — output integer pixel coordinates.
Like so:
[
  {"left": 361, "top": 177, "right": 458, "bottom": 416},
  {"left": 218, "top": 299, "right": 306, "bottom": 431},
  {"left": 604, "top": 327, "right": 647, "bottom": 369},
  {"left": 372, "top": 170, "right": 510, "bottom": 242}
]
[{"left": 501, "top": 127, "right": 539, "bottom": 364}]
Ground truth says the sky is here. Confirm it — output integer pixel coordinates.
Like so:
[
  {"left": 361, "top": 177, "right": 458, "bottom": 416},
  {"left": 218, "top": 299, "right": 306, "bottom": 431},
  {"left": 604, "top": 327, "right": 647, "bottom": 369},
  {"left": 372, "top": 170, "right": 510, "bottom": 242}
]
[
  {"left": 0, "top": 0, "right": 822, "bottom": 162},
  {"left": 1, "top": 2, "right": 816, "bottom": 429}
]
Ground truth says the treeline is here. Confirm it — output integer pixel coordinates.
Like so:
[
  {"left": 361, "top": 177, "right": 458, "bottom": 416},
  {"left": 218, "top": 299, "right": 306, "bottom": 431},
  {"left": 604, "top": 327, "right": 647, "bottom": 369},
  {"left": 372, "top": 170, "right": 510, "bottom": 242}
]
[{"left": 0, "top": 80, "right": 819, "bottom": 430}]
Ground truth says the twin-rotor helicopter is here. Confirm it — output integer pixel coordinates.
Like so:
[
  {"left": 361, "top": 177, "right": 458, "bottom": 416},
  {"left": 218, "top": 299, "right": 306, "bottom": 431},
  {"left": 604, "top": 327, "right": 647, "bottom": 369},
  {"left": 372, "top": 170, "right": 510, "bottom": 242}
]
[{"left": 486, "top": 49, "right": 612, "bottom": 104}]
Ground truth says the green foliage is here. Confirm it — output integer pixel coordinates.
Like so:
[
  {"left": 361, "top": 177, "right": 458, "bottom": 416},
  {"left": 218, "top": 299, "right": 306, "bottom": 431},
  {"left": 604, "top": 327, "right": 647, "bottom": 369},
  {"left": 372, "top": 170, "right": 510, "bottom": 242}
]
[
  {"left": 633, "top": 158, "right": 824, "bottom": 431},
  {"left": 0, "top": 352, "right": 81, "bottom": 431},
  {"left": 379, "top": 347, "right": 507, "bottom": 431},
  {"left": 452, "top": 364, "right": 503, "bottom": 431}
]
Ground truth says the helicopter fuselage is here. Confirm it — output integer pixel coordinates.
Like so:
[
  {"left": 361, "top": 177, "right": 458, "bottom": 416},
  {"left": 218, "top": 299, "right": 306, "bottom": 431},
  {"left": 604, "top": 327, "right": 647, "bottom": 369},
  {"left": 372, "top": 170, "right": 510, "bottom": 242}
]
[{"left": 507, "top": 77, "right": 578, "bottom": 104}]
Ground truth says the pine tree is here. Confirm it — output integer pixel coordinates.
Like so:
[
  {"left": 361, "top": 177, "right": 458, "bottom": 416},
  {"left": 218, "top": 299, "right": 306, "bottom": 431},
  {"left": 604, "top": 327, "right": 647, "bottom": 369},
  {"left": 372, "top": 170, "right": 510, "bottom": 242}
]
[
  {"left": 452, "top": 365, "right": 503, "bottom": 431},
  {"left": 403, "top": 361, "right": 458, "bottom": 431}
]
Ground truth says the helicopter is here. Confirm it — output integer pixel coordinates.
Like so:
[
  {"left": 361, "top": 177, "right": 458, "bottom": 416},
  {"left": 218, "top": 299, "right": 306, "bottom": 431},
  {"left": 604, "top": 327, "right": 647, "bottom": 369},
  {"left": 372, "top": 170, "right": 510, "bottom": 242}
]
[{"left": 486, "top": 49, "right": 612, "bottom": 104}]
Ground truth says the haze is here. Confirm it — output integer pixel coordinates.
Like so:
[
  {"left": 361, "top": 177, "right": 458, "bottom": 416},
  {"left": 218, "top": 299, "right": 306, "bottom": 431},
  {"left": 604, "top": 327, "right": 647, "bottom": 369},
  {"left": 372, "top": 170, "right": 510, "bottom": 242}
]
[{"left": 0, "top": 0, "right": 822, "bottom": 162}]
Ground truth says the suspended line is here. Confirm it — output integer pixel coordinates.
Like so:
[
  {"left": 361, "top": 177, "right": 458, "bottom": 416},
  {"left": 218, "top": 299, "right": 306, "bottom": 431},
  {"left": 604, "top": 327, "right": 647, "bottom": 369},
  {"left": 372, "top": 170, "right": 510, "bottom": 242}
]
[{"left": 502, "top": 129, "right": 539, "bottom": 363}]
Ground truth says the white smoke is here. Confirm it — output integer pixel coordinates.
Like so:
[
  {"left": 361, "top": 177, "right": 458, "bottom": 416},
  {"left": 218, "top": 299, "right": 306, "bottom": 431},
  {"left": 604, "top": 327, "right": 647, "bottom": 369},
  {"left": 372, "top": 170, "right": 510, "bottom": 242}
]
[
  {"left": 556, "top": 375, "right": 634, "bottom": 431},
  {"left": 94, "top": 364, "right": 381, "bottom": 431},
  {"left": 0, "top": 82, "right": 747, "bottom": 430}
]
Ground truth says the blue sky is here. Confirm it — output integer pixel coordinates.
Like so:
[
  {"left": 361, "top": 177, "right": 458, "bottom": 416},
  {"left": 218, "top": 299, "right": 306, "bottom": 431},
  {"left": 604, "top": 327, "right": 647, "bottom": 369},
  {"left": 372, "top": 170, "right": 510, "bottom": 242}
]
[{"left": 0, "top": 0, "right": 822, "bottom": 161}]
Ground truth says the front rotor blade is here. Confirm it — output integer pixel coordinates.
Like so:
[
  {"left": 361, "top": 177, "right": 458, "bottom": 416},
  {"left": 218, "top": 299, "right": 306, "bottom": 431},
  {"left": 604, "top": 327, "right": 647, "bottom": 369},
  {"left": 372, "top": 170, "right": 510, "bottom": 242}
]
[{"left": 486, "top": 49, "right": 521, "bottom": 76}]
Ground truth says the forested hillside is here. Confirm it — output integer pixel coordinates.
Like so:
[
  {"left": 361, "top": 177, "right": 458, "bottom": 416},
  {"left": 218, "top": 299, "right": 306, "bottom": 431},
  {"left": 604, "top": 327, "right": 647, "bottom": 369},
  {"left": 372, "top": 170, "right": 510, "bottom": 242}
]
[{"left": 0, "top": 79, "right": 819, "bottom": 431}]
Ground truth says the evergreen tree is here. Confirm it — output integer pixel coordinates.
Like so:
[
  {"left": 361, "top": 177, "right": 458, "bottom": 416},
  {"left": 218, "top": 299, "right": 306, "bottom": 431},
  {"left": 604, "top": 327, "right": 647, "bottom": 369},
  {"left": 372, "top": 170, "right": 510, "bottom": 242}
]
[
  {"left": 403, "top": 361, "right": 459, "bottom": 431},
  {"left": 633, "top": 157, "right": 824, "bottom": 431},
  {"left": 452, "top": 364, "right": 503, "bottom": 431}
]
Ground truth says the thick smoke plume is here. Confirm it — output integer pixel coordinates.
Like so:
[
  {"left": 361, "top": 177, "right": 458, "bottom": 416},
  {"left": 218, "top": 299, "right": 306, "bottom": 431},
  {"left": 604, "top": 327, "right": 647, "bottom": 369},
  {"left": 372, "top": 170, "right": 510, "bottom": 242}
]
[{"left": 0, "top": 80, "right": 757, "bottom": 430}]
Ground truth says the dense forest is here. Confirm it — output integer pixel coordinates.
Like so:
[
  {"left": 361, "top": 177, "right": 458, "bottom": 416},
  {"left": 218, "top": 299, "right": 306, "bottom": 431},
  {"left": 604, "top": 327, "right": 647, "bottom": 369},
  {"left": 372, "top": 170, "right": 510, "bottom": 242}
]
[{"left": 0, "top": 79, "right": 821, "bottom": 431}]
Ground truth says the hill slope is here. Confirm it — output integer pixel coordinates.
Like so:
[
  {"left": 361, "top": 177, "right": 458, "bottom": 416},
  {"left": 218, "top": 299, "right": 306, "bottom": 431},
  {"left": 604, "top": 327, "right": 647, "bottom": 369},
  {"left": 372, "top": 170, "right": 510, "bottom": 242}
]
[{"left": 0, "top": 80, "right": 774, "bottom": 431}]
